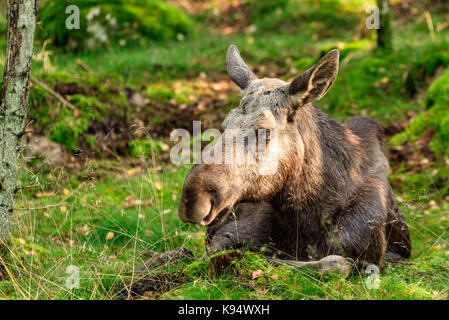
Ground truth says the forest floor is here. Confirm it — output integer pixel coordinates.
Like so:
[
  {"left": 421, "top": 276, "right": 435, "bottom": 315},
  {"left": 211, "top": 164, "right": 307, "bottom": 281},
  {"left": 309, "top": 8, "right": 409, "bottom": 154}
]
[{"left": 0, "top": 0, "right": 448, "bottom": 299}]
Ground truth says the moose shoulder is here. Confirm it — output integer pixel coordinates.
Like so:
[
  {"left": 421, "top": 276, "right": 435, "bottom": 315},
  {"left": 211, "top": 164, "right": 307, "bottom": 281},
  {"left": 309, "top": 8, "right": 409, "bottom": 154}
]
[{"left": 178, "top": 45, "right": 411, "bottom": 269}]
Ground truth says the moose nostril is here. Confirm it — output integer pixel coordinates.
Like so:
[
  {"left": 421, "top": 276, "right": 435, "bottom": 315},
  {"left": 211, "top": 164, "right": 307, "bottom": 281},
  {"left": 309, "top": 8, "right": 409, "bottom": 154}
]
[
  {"left": 183, "top": 218, "right": 197, "bottom": 225},
  {"left": 206, "top": 187, "right": 218, "bottom": 202}
]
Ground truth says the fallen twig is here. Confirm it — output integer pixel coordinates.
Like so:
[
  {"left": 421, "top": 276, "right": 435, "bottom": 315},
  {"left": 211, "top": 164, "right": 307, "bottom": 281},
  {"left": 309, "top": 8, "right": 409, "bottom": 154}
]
[
  {"left": 76, "top": 59, "right": 91, "bottom": 72},
  {"left": 15, "top": 203, "right": 66, "bottom": 211},
  {"left": 30, "top": 75, "right": 81, "bottom": 117},
  {"left": 17, "top": 184, "right": 40, "bottom": 190}
]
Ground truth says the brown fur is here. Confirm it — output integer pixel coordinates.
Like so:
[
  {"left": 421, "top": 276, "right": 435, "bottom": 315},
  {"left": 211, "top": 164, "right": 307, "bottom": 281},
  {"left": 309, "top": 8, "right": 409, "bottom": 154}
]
[{"left": 178, "top": 46, "right": 411, "bottom": 268}]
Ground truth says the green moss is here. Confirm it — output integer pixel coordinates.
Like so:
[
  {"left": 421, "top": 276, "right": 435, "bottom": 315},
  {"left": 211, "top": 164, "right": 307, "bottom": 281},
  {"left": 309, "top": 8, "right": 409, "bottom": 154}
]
[
  {"left": 405, "top": 43, "right": 449, "bottom": 95},
  {"left": 124, "top": 0, "right": 192, "bottom": 41},
  {"left": 390, "top": 69, "right": 449, "bottom": 158},
  {"left": 50, "top": 116, "right": 89, "bottom": 152},
  {"left": 426, "top": 69, "right": 449, "bottom": 107},
  {"left": 184, "top": 259, "right": 210, "bottom": 278},
  {"left": 319, "top": 40, "right": 372, "bottom": 60},
  {"left": 38, "top": 0, "right": 192, "bottom": 50},
  {"left": 250, "top": 0, "right": 359, "bottom": 37},
  {"left": 145, "top": 82, "right": 194, "bottom": 104},
  {"left": 28, "top": 71, "right": 128, "bottom": 152}
]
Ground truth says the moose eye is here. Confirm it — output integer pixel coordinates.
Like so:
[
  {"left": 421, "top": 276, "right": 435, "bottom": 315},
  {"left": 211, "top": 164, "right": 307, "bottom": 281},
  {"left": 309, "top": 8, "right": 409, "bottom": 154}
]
[
  {"left": 206, "top": 186, "right": 217, "bottom": 198},
  {"left": 256, "top": 129, "right": 271, "bottom": 145}
]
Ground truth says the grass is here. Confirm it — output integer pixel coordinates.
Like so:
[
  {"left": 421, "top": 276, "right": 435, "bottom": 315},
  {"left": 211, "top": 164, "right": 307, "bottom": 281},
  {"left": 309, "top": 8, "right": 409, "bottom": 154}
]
[
  {"left": 1, "top": 155, "right": 447, "bottom": 300},
  {"left": 1, "top": 0, "right": 449, "bottom": 300}
]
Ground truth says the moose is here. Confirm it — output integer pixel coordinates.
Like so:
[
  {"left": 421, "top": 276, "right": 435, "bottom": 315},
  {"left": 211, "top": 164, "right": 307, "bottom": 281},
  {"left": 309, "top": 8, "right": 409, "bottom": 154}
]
[{"left": 177, "top": 45, "right": 411, "bottom": 271}]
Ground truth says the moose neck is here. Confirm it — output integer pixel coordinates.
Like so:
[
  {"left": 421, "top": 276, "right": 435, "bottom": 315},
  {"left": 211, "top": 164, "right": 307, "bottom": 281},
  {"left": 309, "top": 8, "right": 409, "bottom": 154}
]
[{"left": 274, "top": 103, "right": 362, "bottom": 214}]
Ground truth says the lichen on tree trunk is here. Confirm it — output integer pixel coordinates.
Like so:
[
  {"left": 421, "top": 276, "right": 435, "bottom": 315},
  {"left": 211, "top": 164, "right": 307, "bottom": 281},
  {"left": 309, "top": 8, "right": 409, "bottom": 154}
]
[
  {"left": 377, "top": 0, "right": 393, "bottom": 52},
  {"left": 0, "top": 0, "right": 37, "bottom": 242}
]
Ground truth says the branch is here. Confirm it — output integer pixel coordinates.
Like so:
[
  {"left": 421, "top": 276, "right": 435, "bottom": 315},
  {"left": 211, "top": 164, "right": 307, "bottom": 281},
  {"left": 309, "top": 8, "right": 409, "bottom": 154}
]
[
  {"left": 30, "top": 75, "right": 81, "bottom": 117},
  {"left": 15, "top": 203, "right": 66, "bottom": 211}
]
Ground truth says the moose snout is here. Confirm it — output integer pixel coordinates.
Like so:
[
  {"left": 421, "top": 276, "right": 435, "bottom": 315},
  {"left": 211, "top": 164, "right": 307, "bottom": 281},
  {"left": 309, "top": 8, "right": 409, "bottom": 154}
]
[
  {"left": 178, "top": 164, "right": 240, "bottom": 226},
  {"left": 178, "top": 188, "right": 214, "bottom": 225}
]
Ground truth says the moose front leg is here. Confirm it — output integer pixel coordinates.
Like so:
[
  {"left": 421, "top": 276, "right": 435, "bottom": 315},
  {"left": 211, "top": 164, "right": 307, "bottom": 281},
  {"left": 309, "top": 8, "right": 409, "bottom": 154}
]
[
  {"left": 206, "top": 202, "right": 275, "bottom": 255},
  {"left": 206, "top": 203, "right": 354, "bottom": 276},
  {"left": 267, "top": 255, "right": 354, "bottom": 277},
  {"left": 331, "top": 176, "right": 392, "bottom": 269}
]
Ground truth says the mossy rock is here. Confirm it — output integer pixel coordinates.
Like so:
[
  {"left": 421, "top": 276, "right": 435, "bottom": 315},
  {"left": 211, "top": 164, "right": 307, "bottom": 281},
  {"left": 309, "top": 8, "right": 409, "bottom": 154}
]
[
  {"left": 426, "top": 69, "right": 449, "bottom": 108},
  {"left": 29, "top": 71, "right": 128, "bottom": 153},
  {"left": 405, "top": 43, "right": 449, "bottom": 96},
  {"left": 390, "top": 69, "right": 449, "bottom": 158}
]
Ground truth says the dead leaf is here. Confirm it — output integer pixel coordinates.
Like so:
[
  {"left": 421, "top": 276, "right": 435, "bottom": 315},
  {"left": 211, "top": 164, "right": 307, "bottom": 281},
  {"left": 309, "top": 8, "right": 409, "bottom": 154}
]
[
  {"left": 125, "top": 194, "right": 152, "bottom": 208},
  {"left": 255, "top": 288, "right": 267, "bottom": 295},
  {"left": 125, "top": 195, "right": 135, "bottom": 208},
  {"left": 105, "top": 232, "right": 115, "bottom": 240},
  {"left": 429, "top": 200, "right": 439, "bottom": 209},
  {"left": 251, "top": 269, "right": 264, "bottom": 280},
  {"left": 126, "top": 167, "right": 142, "bottom": 177},
  {"left": 35, "top": 191, "right": 55, "bottom": 198},
  {"left": 145, "top": 229, "right": 153, "bottom": 237},
  {"left": 143, "top": 291, "right": 160, "bottom": 299}
]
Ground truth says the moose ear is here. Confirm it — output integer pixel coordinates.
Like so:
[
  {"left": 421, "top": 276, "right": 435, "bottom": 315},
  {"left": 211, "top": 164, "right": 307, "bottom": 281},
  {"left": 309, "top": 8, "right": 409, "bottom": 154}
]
[
  {"left": 288, "top": 49, "right": 340, "bottom": 105},
  {"left": 227, "top": 45, "right": 258, "bottom": 90}
]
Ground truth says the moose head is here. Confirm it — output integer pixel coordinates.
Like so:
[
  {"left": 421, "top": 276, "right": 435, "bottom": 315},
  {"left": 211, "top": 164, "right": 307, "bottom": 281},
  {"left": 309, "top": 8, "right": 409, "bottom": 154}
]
[{"left": 178, "top": 45, "right": 340, "bottom": 226}]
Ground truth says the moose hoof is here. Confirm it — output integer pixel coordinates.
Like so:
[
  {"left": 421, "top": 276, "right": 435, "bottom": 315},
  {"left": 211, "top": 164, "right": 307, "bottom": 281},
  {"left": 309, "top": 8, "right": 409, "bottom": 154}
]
[
  {"left": 315, "top": 255, "right": 354, "bottom": 277},
  {"left": 267, "top": 255, "right": 354, "bottom": 277}
]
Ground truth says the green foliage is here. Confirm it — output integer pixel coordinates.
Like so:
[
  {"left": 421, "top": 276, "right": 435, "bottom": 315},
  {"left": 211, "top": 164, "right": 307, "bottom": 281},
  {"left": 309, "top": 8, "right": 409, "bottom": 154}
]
[
  {"left": 37, "top": 0, "right": 192, "bottom": 50},
  {"left": 145, "top": 82, "right": 194, "bottom": 104},
  {"left": 29, "top": 71, "right": 128, "bottom": 152},
  {"left": 124, "top": 0, "right": 192, "bottom": 41},
  {"left": 390, "top": 69, "right": 449, "bottom": 158},
  {"left": 405, "top": 43, "right": 449, "bottom": 95},
  {"left": 319, "top": 40, "right": 372, "bottom": 60},
  {"left": 128, "top": 139, "right": 163, "bottom": 158},
  {"left": 250, "top": 0, "right": 359, "bottom": 37},
  {"left": 0, "top": 11, "right": 6, "bottom": 35},
  {"left": 184, "top": 259, "right": 210, "bottom": 278},
  {"left": 50, "top": 115, "right": 89, "bottom": 152},
  {"left": 426, "top": 69, "right": 449, "bottom": 107}
]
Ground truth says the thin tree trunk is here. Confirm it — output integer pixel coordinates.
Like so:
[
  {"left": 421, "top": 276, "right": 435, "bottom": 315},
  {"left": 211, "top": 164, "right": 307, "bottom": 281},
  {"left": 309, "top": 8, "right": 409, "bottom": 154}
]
[
  {"left": 0, "top": 0, "right": 37, "bottom": 243},
  {"left": 377, "top": 0, "right": 393, "bottom": 52}
]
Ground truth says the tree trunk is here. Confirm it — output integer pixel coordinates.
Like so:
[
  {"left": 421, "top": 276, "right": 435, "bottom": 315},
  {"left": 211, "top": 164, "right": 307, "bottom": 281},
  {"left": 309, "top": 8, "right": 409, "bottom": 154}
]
[
  {"left": 0, "top": 0, "right": 37, "bottom": 243},
  {"left": 377, "top": 0, "right": 393, "bottom": 52}
]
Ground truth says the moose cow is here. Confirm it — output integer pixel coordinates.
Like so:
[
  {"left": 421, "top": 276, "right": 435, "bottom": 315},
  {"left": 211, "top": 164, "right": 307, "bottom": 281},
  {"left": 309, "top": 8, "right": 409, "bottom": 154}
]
[{"left": 178, "top": 45, "right": 411, "bottom": 270}]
